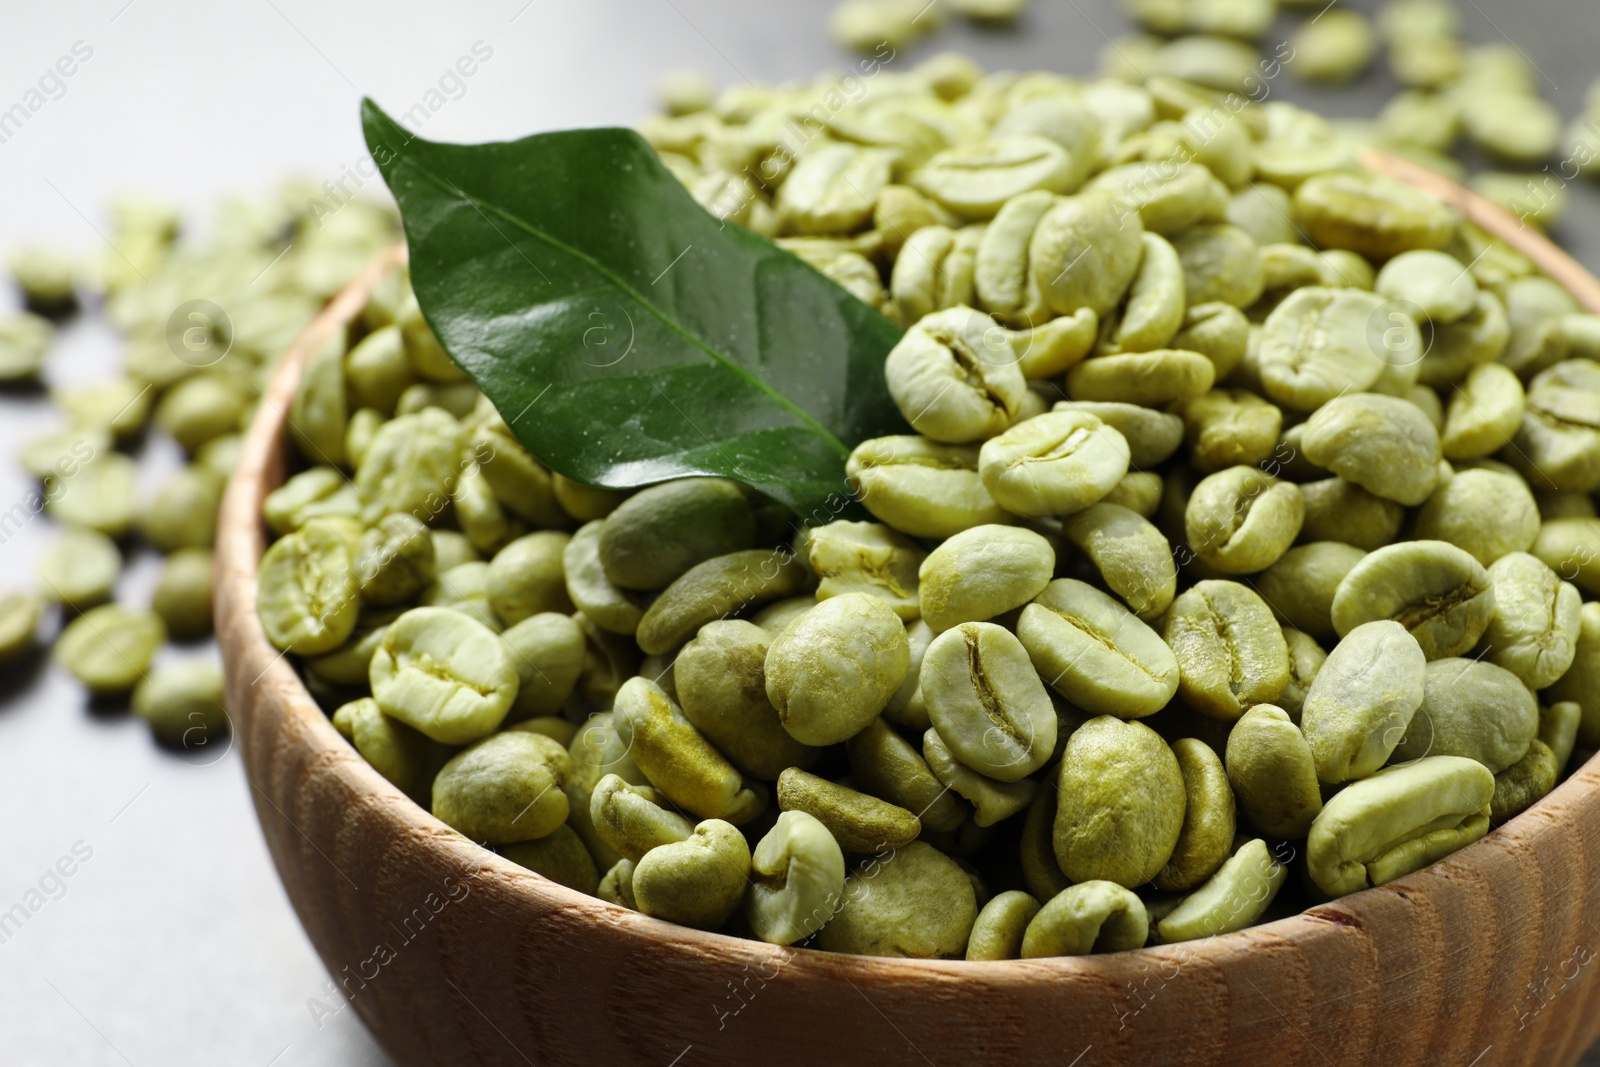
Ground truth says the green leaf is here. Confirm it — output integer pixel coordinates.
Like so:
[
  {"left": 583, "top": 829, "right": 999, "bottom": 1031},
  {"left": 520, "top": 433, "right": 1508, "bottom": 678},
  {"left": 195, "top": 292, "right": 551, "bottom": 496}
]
[{"left": 361, "top": 99, "right": 907, "bottom": 518}]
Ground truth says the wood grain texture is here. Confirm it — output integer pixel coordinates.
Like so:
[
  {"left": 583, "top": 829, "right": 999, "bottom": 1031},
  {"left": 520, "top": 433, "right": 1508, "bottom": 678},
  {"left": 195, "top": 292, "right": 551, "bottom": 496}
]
[{"left": 218, "top": 159, "right": 1600, "bottom": 1067}]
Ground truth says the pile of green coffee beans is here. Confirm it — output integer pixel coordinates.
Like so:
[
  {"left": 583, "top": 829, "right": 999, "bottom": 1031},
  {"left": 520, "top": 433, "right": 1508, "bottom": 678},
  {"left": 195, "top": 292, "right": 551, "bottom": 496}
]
[
  {"left": 1104, "top": 0, "right": 1599, "bottom": 231},
  {"left": 256, "top": 52, "right": 1600, "bottom": 961},
  {"left": 0, "top": 188, "right": 396, "bottom": 747}
]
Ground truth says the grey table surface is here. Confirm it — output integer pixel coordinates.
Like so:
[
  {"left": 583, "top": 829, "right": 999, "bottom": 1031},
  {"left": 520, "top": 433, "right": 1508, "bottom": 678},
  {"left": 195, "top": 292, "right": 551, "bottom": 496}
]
[{"left": 0, "top": 1, "right": 1597, "bottom": 1065}]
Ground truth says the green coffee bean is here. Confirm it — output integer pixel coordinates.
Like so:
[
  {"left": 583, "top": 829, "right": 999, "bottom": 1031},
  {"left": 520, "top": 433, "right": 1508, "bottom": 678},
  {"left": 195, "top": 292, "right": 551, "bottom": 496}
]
[
  {"left": 53, "top": 377, "right": 151, "bottom": 443},
  {"left": 974, "top": 190, "right": 1056, "bottom": 328},
  {"left": 39, "top": 527, "right": 121, "bottom": 609},
  {"left": 885, "top": 306, "right": 1025, "bottom": 444},
  {"left": 45, "top": 449, "right": 139, "bottom": 538},
  {"left": 1254, "top": 542, "right": 1367, "bottom": 644},
  {"left": 331, "top": 697, "right": 434, "bottom": 800},
  {"left": 258, "top": 518, "right": 360, "bottom": 655},
  {"left": 636, "top": 548, "right": 809, "bottom": 656},
  {"left": 1053, "top": 401, "right": 1184, "bottom": 468},
  {"left": 451, "top": 461, "right": 521, "bottom": 555},
  {"left": 370, "top": 606, "right": 518, "bottom": 743},
  {"left": 921, "top": 622, "right": 1056, "bottom": 781},
  {"left": 977, "top": 410, "right": 1129, "bottom": 517},
  {"left": 1261, "top": 243, "right": 1339, "bottom": 294},
  {"left": 155, "top": 374, "right": 249, "bottom": 455},
  {"left": 590, "top": 774, "right": 693, "bottom": 863},
  {"left": 1331, "top": 540, "right": 1495, "bottom": 658},
  {"left": 817, "top": 841, "right": 977, "bottom": 958},
  {"left": 263, "top": 468, "right": 357, "bottom": 536},
  {"left": 1054, "top": 716, "right": 1184, "bottom": 887},
  {"left": 597, "top": 859, "right": 637, "bottom": 908},
  {"left": 777, "top": 767, "right": 921, "bottom": 852},
  {"left": 596, "top": 478, "right": 754, "bottom": 591},
  {"left": 1157, "top": 838, "right": 1288, "bottom": 943},
  {"left": 487, "top": 531, "right": 573, "bottom": 628},
  {"left": 1164, "top": 580, "right": 1289, "bottom": 721},
  {"left": 1180, "top": 390, "right": 1282, "bottom": 473},
  {"left": 1411, "top": 467, "right": 1539, "bottom": 565},
  {"left": 500, "top": 824, "right": 600, "bottom": 895},
  {"left": 0, "top": 590, "right": 41, "bottom": 664},
  {"left": 1103, "top": 470, "right": 1162, "bottom": 517},
  {"left": 614, "top": 676, "right": 764, "bottom": 823},
  {"left": 1185, "top": 465, "right": 1303, "bottom": 575},
  {"left": 499, "top": 612, "right": 586, "bottom": 720},
  {"left": 145, "top": 465, "right": 225, "bottom": 552},
  {"left": 1016, "top": 578, "right": 1179, "bottom": 718},
  {"left": 0, "top": 312, "right": 52, "bottom": 381},
  {"left": 1172, "top": 223, "right": 1264, "bottom": 309},
  {"left": 846, "top": 718, "right": 966, "bottom": 833},
  {"left": 1030, "top": 189, "right": 1144, "bottom": 316},
  {"left": 1293, "top": 171, "right": 1458, "bottom": 260},
  {"left": 351, "top": 513, "right": 434, "bottom": 607},
  {"left": 764, "top": 592, "right": 909, "bottom": 745},
  {"left": 1104, "top": 232, "right": 1187, "bottom": 352},
  {"left": 1226, "top": 704, "right": 1324, "bottom": 838},
  {"left": 806, "top": 521, "right": 925, "bottom": 621},
  {"left": 890, "top": 225, "right": 976, "bottom": 325},
  {"left": 1021, "top": 881, "right": 1148, "bottom": 957},
  {"left": 306, "top": 614, "right": 392, "bottom": 688},
  {"left": 1533, "top": 518, "right": 1600, "bottom": 596},
  {"left": 747, "top": 810, "right": 847, "bottom": 945},
  {"left": 1440, "top": 362, "right": 1524, "bottom": 459},
  {"left": 468, "top": 424, "right": 566, "bottom": 530},
  {"left": 1086, "top": 162, "right": 1227, "bottom": 237},
  {"left": 1545, "top": 603, "right": 1600, "bottom": 747},
  {"left": 1154, "top": 738, "right": 1235, "bottom": 893},
  {"left": 151, "top": 547, "right": 214, "bottom": 640},
  {"left": 1306, "top": 755, "right": 1493, "bottom": 897},
  {"left": 778, "top": 142, "right": 892, "bottom": 235},
  {"left": 1477, "top": 553, "right": 1581, "bottom": 689},
  {"left": 1256, "top": 289, "right": 1392, "bottom": 412},
  {"left": 1392, "top": 657, "right": 1538, "bottom": 773},
  {"left": 966, "top": 890, "right": 1041, "bottom": 960},
  {"left": 921, "top": 725, "right": 1037, "bottom": 825},
  {"left": 1061, "top": 503, "right": 1178, "bottom": 621},
  {"left": 1065, "top": 349, "right": 1216, "bottom": 406},
  {"left": 1510, "top": 359, "right": 1600, "bottom": 493},
  {"left": 19, "top": 427, "right": 108, "bottom": 483},
  {"left": 1302, "top": 621, "right": 1426, "bottom": 783},
  {"left": 1375, "top": 249, "right": 1477, "bottom": 325},
  {"left": 1010, "top": 308, "right": 1099, "bottom": 378},
  {"left": 1540, "top": 700, "right": 1581, "bottom": 772},
  {"left": 425, "top": 560, "right": 501, "bottom": 632},
  {"left": 560, "top": 520, "right": 646, "bottom": 636},
  {"left": 632, "top": 819, "right": 752, "bottom": 930},
  {"left": 355, "top": 407, "right": 464, "bottom": 524},
  {"left": 54, "top": 603, "right": 165, "bottom": 694},
  {"left": 1297, "top": 477, "right": 1404, "bottom": 551},
  {"left": 344, "top": 325, "right": 414, "bottom": 415},
  {"left": 433, "top": 730, "right": 571, "bottom": 843},
  {"left": 912, "top": 136, "right": 1078, "bottom": 220},
  {"left": 1417, "top": 291, "right": 1510, "bottom": 388},
  {"left": 131, "top": 660, "right": 228, "bottom": 748},
  {"left": 675, "top": 620, "right": 819, "bottom": 779},
  {"left": 1490, "top": 739, "right": 1560, "bottom": 826},
  {"left": 1301, "top": 393, "right": 1440, "bottom": 506},
  {"left": 847, "top": 435, "right": 1006, "bottom": 539},
  {"left": 1278, "top": 627, "right": 1327, "bottom": 722},
  {"left": 919, "top": 524, "right": 1054, "bottom": 633}
]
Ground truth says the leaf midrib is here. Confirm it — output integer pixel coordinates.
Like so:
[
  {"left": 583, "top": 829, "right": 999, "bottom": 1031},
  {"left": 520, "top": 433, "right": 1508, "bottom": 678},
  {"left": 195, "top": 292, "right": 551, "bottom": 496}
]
[{"left": 394, "top": 150, "right": 852, "bottom": 459}]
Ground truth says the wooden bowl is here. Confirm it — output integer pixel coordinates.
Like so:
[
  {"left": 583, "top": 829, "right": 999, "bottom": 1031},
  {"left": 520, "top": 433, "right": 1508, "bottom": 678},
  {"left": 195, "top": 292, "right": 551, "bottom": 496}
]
[{"left": 218, "top": 157, "right": 1600, "bottom": 1067}]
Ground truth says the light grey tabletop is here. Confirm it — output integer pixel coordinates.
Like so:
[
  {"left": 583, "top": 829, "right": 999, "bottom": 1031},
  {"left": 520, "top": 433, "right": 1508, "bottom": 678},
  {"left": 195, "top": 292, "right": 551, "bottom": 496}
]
[{"left": 0, "top": 1, "right": 1596, "bottom": 1065}]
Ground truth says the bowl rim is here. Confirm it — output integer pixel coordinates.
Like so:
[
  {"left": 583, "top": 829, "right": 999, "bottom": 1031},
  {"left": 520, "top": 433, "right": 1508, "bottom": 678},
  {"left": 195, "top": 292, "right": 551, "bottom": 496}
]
[{"left": 216, "top": 150, "right": 1600, "bottom": 981}]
